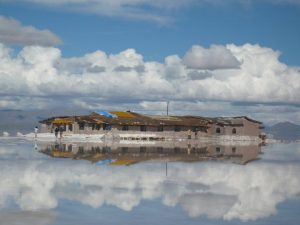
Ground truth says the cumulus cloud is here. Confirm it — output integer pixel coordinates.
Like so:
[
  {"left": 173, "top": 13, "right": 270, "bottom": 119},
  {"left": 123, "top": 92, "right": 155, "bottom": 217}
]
[
  {"left": 183, "top": 45, "right": 241, "bottom": 70},
  {"left": 180, "top": 193, "right": 237, "bottom": 219},
  {"left": 0, "top": 43, "right": 299, "bottom": 103},
  {"left": 0, "top": 141, "right": 300, "bottom": 221},
  {"left": 0, "top": 42, "right": 300, "bottom": 123},
  {"left": 188, "top": 70, "right": 213, "bottom": 80},
  {"left": 0, "top": 211, "right": 57, "bottom": 225},
  {"left": 0, "top": 16, "right": 61, "bottom": 46}
]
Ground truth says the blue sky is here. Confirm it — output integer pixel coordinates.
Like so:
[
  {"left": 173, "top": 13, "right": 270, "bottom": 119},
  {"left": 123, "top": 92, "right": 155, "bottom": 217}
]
[
  {"left": 1, "top": 1, "right": 300, "bottom": 64},
  {"left": 0, "top": 0, "right": 300, "bottom": 124}
]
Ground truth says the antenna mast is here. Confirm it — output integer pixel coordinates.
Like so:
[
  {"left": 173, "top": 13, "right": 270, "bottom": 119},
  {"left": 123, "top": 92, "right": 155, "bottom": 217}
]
[{"left": 167, "top": 101, "right": 169, "bottom": 116}]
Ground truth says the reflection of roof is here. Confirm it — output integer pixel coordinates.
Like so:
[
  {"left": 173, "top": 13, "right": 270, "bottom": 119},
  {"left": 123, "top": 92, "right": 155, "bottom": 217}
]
[
  {"left": 110, "top": 159, "right": 137, "bottom": 165},
  {"left": 96, "top": 159, "right": 115, "bottom": 166},
  {"left": 52, "top": 150, "right": 73, "bottom": 158}
]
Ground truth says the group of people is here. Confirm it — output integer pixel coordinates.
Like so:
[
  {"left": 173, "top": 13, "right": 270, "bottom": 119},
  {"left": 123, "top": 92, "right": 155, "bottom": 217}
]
[
  {"left": 54, "top": 126, "right": 64, "bottom": 139},
  {"left": 34, "top": 125, "right": 64, "bottom": 139}
]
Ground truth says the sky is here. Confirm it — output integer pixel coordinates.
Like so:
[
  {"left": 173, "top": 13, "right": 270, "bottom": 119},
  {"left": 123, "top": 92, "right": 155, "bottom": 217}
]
[{"left": 0, "top": 0, "right": 300, "bottom": 125}]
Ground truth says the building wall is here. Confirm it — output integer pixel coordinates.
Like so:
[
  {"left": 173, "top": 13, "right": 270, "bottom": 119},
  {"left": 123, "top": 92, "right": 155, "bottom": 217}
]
[
  {"left": 40, "top": 119, "right": 260, "bottom": 138},
  {"left": 223, "top": 126, "right": 244, "bottom": 135},
  {"left": 73, "top": 123, "right": 107, "bottom": 134},
  {"left": 242, "top": 119, "right": 261, "bottom": 136},
  {"left": 40, "top": 123, "right": 74, "bottom": 134},
  {"left": 208, "top": 124, "right": 225, "bottom": 135},
  {"left": 40, "top": 123, "right": 51, "bottom": 133},
  {"left": 208, "top": 118, "right": 261, "bottom": 137},
  {"left": 40, "top": 121, "right": 210, "bottom": 140},
  {"left": 207, "top": 144, "right": 260, "bottom": 164}
]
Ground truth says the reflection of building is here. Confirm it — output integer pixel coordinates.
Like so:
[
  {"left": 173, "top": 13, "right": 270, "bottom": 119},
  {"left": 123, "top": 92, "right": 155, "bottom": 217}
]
[
  {"left": 39, "top": 141, "right": 262, "bottom": 165},
  {"left": 39, "top": 111, "right": 264, "bottom": 140}
]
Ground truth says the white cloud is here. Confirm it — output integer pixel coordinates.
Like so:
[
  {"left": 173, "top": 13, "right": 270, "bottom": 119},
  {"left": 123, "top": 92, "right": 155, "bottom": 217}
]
[
  {"left": 0, "top": 42, "right": 299, "bottom": 123},
  {"left": 0, "top": 16, "right": 61, "bottom": 46},
  {"left": 183, "top": 45, "right": 241, "bottom": 70},
  {"left": 4, "top": 0, "right": 191, "bottom": 24},
  {"left": 180, "top": 193, "right": 237, "bottom": 219},
  {"left": 3, "top": 0, "right": 300, "bottom": 24},
  {"left": 0, "top": 211, "right": 57, "bottom": 225}
]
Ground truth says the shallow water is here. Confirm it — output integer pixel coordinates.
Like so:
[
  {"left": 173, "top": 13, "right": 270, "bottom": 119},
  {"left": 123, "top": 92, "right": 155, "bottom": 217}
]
[{"left": 0, "top": 139, "right": 299, "bottom": 225}]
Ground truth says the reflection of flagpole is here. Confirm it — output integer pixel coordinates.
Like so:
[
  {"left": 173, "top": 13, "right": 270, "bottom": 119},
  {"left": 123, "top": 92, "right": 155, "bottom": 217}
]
[{"left": 166, "top": 161, "right": 168, "bottom": 176}]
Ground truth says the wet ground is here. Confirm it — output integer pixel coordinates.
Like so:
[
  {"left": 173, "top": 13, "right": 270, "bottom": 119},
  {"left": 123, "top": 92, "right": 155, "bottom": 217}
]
[{"left": 0, "top": 138, "right": 299, "bottom": 225}]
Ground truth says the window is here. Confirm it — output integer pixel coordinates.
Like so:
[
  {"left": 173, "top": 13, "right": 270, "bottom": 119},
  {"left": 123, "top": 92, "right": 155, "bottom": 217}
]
[
  {"left": 216, "top": 127, "right": 221, "bottom": 134},
  {"left": 174, "top": 126, "right": 181, "bottom": 132},
  {"left": 157, "top": 125, "right": 164, "bottom": 132},
  {"left": 199, "top": 147, "right": 207, "bottom": 154},
  {"left": 68, "top": 124, "right": 73, "bottom": 131},
  {"left": 232, "top": 147, "right": 236, "bottom": 153},
  {"left": 79, "top": 123, "right": 85, "bottom": 130},
  {"left": 122, "top": 125, "right": 129, "bottom": 131},
  {"left": 174, "top": 147, "right": 181, "bottom": 153},
  {"left": 60, "top": 125, "right": 66, "bottom": 131},
  {"left": 103, "top": 124, "right": 112, "bottom": 130},
  {"left": 67, "top": 144, "right": 72, "bottom": 151},
  {"left": 103, "top": 146, "right": 111, "bottom": 152},
  {"left": 78, "top": 146, "right": 84, "bottom": 153},
  {"left": 232, "top": 128, "right": 237, "bottom": 134},
  {"left": 122, "top": 147, "right": 128, "bottom": 153},
  {"left": 140, "top": 146, "right": 146, "bottom": 153},
  {"left": 216, "top": 147, "right": 221, "bottom": 153},
  {"left": 156, "top": 147, "right": 163, "bottom": 153},
  {"left": 199, "top": 127, "right": 207, "bottom": 133},
  {"left": 140, "top": 125, "right": 147, "bottom": 132}
]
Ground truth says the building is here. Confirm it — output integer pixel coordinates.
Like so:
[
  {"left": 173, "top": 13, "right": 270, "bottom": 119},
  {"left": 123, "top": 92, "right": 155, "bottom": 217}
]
[
  {"left": 209, "top": 116, "right": 264, "bottom": 137},
  {"left": 39, "top": 111, "right": 264, "bottom": 140}
]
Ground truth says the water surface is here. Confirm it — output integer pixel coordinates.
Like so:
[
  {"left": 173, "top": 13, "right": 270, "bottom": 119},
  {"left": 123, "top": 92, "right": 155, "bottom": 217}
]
[{"left": 0, "top": 139, "right": 299, "bottom": 225}]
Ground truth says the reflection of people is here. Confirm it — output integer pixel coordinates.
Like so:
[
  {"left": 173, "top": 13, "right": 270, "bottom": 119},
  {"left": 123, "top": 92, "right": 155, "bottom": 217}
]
[
  {"left": 55, "top": 127, "right": 59, "bottom": 139},
  {"left": 34, "top": 126, "right": 38, "bottom": 138},
  {"left": 59, "top": 126, "right": 64, "bottom": 139}
]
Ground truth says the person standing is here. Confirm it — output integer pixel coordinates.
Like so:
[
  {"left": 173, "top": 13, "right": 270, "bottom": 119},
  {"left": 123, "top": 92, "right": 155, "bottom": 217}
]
[
  {"left": 55, "top": 127, "right": 59, "bottom": 139},
  {"left": 34, "top": 126, "right": 38, "bottom": 139}
]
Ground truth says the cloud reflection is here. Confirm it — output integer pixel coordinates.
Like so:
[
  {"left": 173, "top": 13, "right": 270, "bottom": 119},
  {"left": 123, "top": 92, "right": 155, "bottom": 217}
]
[
  {"left": 0, "top": 211, "right": 57, "bottom": 225},
  {"left": 0, "top": 141, "right": 299, "bottom": 221}
]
